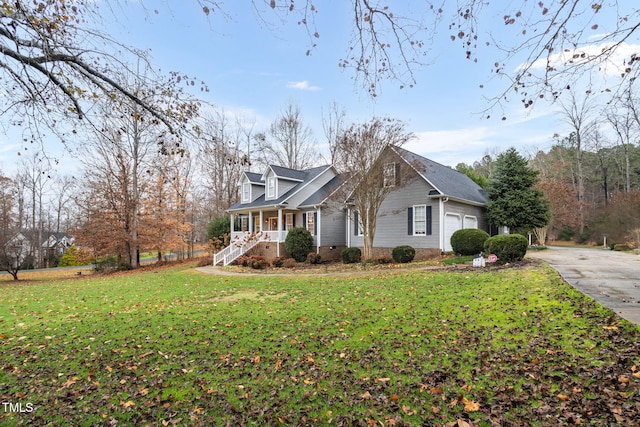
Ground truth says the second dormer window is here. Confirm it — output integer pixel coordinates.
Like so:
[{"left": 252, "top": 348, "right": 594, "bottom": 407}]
[
  {"left": 242, "top": 182, "right": 250, "bottom": 202},
  {"left": 267, "top": 177, "right": 276, "bottom": 198}
]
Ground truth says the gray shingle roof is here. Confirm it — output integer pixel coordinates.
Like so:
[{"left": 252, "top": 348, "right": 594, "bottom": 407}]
[
  {"left": 393, "top": 146, "right": 487, "bottom": 205},
  {"left": 228, "top": 165, "right": 332, "bottom": 211},
  {"left": 244, "top": 171, "right": 263, "bottom": 184},
  {"left": 299, "top": 175, "right": 345, "bottom": 207}
]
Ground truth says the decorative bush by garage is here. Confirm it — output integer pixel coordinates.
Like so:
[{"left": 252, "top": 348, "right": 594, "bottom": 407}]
[
  {"left": 450, "top": 229, "right": 490, "bottom": 256},
  {"left": 483, "top": 234, "right": 528, "bottom": 263}
]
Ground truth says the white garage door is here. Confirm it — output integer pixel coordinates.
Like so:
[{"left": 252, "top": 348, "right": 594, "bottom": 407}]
[
  {"left": 464, "top": 215, "right": 478, "bottom": 229},
  {"left": 444, "top": 213, "right": 462, "bottom": 252}
]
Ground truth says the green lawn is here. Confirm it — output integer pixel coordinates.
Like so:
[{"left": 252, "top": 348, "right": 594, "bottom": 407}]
[{"left": 0, "top": 262, "right": 638, "bottom": 426}]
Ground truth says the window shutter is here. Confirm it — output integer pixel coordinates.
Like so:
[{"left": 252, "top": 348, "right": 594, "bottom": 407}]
[
  {"left": 293, "top": 214, "right": 296, "bottom": 228},
  {"left": 426, "top": 206, "right": 432, "bottom": 235},
  {"left": 354, "top": 211, "right": 359, "bottom": 236},
  {"left": 407, "top": 207, "right": 413, "bottom": 235},
  {"left": 302, "top": 213, "right": 307, "bottom": 230},
  {"left": 395, "top": 162, "right": 400, "bottom": 186},
  {"left": 314, "top": 212, "right": 318, "bottom": 235}
]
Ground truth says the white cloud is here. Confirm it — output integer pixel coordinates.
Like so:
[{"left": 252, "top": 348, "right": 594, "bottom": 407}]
[
  {"left": 525, "top": 41, "right": 640, "bottom": 77},
  {"left": 286, "top": 80, "right": 321, "bottom": 91}
]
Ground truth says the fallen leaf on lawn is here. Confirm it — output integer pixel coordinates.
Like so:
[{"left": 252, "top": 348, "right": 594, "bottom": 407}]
[
  {"left": 603, "top": 325, "right": 619, "bottom": 331},
  {"left": 62, "top": 377, "right": 79, "bottom": 387},
  {"left": 303, "top": 378, "right": 315, "bottom": 385},
  {"left": 361, "top": 391, "right": 372, "bottom": 399},
  {"left": 390, "top": 394, "right": 399, "bottom": 401},
  {"left": 106, "top": 366, "right": 113, "bottom": 373},
  {"left": 376, "top": 377, "right": 391, "bottom": 383},
  {"left": 462, "top": 397, "right": 480, "bottom": 412},
  {"left": 557, "top": 393, "right": 569, "bottom": 401},
  {"left": 252, "top": 355, "right": 261, "bottom": 364},
  {"left": 122, "top": 400, "right": 135, "bottom": 408},
  {"left": 274, "top": 359, "right": 283, "bottom": 371},
  {"left": 618, "top": 375, "right": 630, "bottom": 383},
  {"left": 633, "top": 371, "right": 640, "bottom": 379},
  {"left": 430, "top": 386, "right": 443, "bottom": 394}
]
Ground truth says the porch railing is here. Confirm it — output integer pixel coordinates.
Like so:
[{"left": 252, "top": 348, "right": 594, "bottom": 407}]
[{"left": 213, "top": 231, "right": 286, "bottom": 266}]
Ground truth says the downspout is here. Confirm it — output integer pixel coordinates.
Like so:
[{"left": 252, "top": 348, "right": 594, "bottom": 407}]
[
  {"left": 277, "top": 208, "right": 283, "bottom": 257},
  {"left": 346, "top": 207, "right": 352, "bottom": 248},
  {"left": 315, "top": 206, "right": 321, "bottom": 254},
  {"left": 439, "top": 197, "right": 449, "bottom": 251}
]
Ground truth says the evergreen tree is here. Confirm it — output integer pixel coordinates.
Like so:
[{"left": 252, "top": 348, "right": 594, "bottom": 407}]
[{"left": 486, "top": 147, "right": 551, "bottom": 232}]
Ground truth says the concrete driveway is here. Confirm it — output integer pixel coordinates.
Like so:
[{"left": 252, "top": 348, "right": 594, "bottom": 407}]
[{"left": 527, "top": 246, "right": 640, "bottom": 325}]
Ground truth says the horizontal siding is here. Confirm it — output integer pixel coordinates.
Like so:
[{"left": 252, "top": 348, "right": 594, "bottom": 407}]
[
  {"left": 320, "top": 204, "right": 346, "bottom": 247},
  {"left": 351, "top": 177, "right": 441, "bottom": 249}
]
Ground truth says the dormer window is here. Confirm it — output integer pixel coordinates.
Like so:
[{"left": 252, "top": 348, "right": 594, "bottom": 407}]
[
  {"left": 267, "top": 177, "right": 276, "bottom": 198},
  {"left": 242, "top": 182, "right": 250, "bottom": 202}
]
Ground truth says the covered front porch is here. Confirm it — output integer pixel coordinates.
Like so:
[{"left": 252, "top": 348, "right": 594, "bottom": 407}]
[
  {"left": 230, "top": 208, "right": 297, "bottom": 244},
  {"left": 213, "top": 207, "right": 298, "bottom": 266}
]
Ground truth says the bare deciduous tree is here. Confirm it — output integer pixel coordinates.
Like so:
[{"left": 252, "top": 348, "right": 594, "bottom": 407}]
[
  {"left": 196, "top": 109, "right": 250, "bottom": 217},
  {"left": 254, "top": 102, "right": 317, "bottom": 170},
  {"left": 334, "top": 117, "right": 414, "bottom": 260},
  {"left": 559, "top": 90, "right": 598, "bottom": 233}
]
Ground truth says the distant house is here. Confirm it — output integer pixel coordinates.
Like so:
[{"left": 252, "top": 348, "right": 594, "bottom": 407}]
[
  {"left": 213, "top": 146, "right": 488, "bottom": 265},
  {"left": 2, "top": 230, "right": 74, "bottom": 268}
]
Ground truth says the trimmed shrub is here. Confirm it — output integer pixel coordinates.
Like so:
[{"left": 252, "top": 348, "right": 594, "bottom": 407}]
[
  {"left": 282, "top": 258, "right": 297, "bottom": 268},
  {"left": 285, "top": 227, "right": 314, "bottom": 262},
  {"left": 271, "top": 257, "right": 285, "bottom": 268},
  {"left": 391, "top": 245, "right": 415, "bottom": 263},
  {"left": 341, "top": 247, "right": 362, "bottom": 264},
  {"left": 235, "top": 255, "right": 252, "bottom": 267},
  {"left": 613, "top": 244, "right": 634, "bottom": 252},
  {"left": 250, "top": 256, "right": 268, "bottom": 270},
  {"left": 450, "top": 229, "right": 490, "bottom": 256},
  {"left": 483, "top": 234, "right": 528, "bottom": 263},
  {"left": 306, "top": 252, "right": 322, "bottom": 264}
]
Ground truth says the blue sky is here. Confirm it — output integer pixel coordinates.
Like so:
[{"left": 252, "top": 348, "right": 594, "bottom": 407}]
[{"left": 1, "top": 1, "right": 638, "bottom": 174}]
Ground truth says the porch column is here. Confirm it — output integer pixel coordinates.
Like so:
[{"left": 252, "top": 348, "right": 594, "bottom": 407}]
[
  {"left": 277, "top": 208, "right": 283, "bottom": 257},
  {"left": 248, "top": 212, "right": 253, "bottom": 233},
  {"left": 230, "top": 213, "right": 234, "bottom": 233},
  {"left": 316, "top": 207, "right": 321, "bottom": 254},
  {"left": 259, "top": 211, "right": 263, "bottom": 234}
]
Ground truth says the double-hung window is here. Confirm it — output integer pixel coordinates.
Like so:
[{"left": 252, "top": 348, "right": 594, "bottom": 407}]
[
  {"left": 285, "top": 213, "right": 294, "bottom": 230},
  {"left": 242, "top": 182, "right": 250, "bottom": 202},
  {"left": 413, "top": 205, "right": 427, "bottom": 235},
  {"left": 267, "top": 177, "right": 276, "bottom": 198},
  {"left": 306, "top": 212, "right": 315, "bottom": 235}
]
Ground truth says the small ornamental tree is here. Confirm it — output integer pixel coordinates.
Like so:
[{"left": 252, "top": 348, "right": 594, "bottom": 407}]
[{"left": 284, "top": 227, "right": 314, "bottom": 262}]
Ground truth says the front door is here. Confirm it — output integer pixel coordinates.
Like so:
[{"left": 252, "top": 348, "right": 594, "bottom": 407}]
[{"left": 269, "top": 217, "right": 278, "bottom": 231}]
